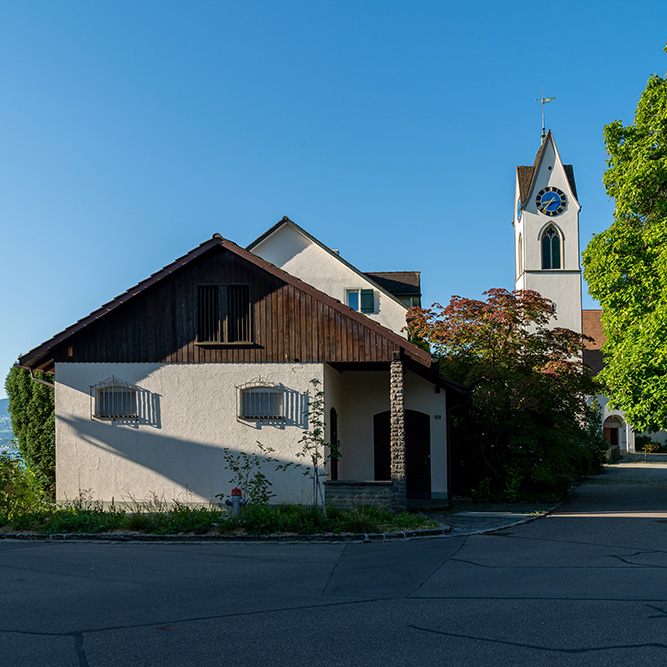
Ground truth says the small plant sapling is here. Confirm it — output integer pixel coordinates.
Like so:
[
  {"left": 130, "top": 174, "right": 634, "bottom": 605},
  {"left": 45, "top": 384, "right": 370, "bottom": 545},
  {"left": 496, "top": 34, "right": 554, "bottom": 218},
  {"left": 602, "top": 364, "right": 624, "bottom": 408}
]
[
  {"left": 219, "top": 441, "right": 277, "bottom": 506},
  {"left": 276, "top": 379, "right": 340, "bottom": 517},
  {"left": 641, "top": 442, "right": 659, "bottom": 463}
]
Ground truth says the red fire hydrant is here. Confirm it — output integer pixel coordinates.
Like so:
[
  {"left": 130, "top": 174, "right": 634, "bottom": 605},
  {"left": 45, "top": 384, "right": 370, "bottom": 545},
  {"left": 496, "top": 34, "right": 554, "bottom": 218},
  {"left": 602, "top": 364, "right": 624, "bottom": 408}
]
[{"left": 225, "top": 488, "right": 247, "bottom": 518}]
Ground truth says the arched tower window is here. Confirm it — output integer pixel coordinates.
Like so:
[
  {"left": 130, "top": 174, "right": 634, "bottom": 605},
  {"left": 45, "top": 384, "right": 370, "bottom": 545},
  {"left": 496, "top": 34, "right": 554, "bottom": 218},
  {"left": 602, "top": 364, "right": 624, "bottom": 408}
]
[
  {"left": 517, "top": 233, "right": 523, "bottom": 276},
  {"left": 541, "top": 225, "right": 561, "bottom": 269}
]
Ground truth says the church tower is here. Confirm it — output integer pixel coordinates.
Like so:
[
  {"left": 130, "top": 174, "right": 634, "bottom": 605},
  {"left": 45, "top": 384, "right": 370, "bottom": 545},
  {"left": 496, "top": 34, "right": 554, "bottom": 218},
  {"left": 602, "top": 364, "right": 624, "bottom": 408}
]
[{"left": 513, "top": 130, "right": 582, "bottom": 334}]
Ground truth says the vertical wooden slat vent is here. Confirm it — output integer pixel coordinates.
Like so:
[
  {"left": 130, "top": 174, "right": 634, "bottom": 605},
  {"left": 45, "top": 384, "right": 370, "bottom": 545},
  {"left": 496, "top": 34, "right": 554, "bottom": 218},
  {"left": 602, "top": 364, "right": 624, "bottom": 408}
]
[
  {"left": 228, "top": 285, "right": 250, "bottom": 342},
  {"left": 198, "top": 285, "right": 220, "bottom": 342}
]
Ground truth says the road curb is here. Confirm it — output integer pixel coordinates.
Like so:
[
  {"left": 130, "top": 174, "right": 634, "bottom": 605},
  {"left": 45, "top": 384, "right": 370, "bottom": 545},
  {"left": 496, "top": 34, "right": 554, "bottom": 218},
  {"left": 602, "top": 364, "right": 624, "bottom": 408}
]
[
  {"left": 449, "top": 497, "right": 567, "bottom": 537},
  {"left": 0, "top": 526, "right": 452, "bottom": 544}
]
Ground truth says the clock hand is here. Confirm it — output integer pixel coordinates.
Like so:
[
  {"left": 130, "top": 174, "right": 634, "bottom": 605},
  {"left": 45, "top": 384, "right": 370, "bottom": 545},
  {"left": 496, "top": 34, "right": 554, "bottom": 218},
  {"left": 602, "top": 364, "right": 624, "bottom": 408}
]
[{"left": 542, "top": 195, "right": 557, "bottom": 209}]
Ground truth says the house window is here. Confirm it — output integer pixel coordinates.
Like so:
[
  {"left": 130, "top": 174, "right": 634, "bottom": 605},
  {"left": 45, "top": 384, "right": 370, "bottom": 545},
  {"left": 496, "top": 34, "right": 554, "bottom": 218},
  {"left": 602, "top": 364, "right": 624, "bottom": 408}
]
[
  {"left": 239, "top": 386, "right": 285, "bottom": 420},
  {"left": 198, "top": 284, "right": 251, "bottom": 343},
  {"left": 398, "top": 295, "right": 421, "bottom": 308},
  {"left": 541, "top": 226, "right": 561, "bottom": 269},
  {"left": 346, "top": 288, "right": 374, "bottom": 313},
  {"left": 92, "top": 377, "right": 138, "bottom": 419}
]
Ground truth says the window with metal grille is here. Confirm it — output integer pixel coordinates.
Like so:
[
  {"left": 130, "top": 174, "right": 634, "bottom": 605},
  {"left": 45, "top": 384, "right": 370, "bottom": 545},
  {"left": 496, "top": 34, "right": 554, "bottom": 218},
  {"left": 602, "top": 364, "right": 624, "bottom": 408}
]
[
  {"left": 240, "top": 386, "right": 284, "bottom": 420},
  {"left": 197, "top": 284, "right": 251, "bottom": 342},
  {"left": 541, "top": 226, "right": 561, "bottom": 269},
  {"left": 92, "top": 378, "right": 138, "bottom": 419}
]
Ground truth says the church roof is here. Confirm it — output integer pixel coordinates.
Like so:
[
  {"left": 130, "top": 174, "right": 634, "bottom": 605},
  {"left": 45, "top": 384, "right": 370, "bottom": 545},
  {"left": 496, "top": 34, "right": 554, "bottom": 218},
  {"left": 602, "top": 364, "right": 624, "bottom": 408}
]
[
  {"left": 582, "top": 309, "right": 605, "bottom": 377},
  {"left": 517, "top": 130, "right": 578, "bottom": 205}
]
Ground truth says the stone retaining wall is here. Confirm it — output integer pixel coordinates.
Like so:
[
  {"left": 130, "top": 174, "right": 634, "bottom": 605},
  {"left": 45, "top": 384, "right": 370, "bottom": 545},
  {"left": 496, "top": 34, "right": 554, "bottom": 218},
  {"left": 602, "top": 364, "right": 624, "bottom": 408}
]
[{"left": 324, "top": 481, "right": 393, "bottom": 510}]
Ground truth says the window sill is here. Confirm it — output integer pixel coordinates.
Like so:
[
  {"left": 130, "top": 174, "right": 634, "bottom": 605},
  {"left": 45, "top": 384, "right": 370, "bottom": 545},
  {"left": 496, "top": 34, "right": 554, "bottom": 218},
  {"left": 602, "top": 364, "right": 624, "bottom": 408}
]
[{"left": 196, "top": 341, "right": 257, "bottom": 348}]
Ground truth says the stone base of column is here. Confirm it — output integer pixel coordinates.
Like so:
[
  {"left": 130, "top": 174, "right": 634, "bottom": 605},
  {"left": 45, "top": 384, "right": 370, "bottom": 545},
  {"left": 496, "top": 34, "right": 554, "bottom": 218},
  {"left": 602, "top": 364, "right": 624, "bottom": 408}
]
[{"left": 390, "top": 480, "right": 407, "bottom": 513}]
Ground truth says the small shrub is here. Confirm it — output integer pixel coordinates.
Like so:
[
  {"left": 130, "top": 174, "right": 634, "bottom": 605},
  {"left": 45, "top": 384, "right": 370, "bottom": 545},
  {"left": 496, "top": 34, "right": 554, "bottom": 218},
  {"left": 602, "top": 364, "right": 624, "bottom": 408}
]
[
  {"left": 122, "top": 512, "right": 154, "bottom": 532},
  {"left": 221, "top": 442, "right": 277, "bottom": 505},
  {"left": 340, "top": 506, "right": 382, "bottom": 533},
  {"left": 42, "top": 507, "right": 126, "bottom": 534},
  {"left": 471, "top": 477, "right": 492, "bottom": 501},
  {"left": 389, "top": 511, "right": 438, "bottom": 531},
  {"left": 0, "top": 452, "right": 45, "bottom": 519},
  {"left": 503, "top": 463, "right": 523, "bottom": 502},
  {"left": 641, "top": 442, "right": 659, "bottom": 462}
]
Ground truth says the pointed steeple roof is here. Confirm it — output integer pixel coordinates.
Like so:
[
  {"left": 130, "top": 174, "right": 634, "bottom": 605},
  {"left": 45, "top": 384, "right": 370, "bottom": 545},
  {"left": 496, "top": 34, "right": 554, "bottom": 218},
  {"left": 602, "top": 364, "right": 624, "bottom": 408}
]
[{"left": 516, "top": 130, "right": 578, "bottom": 207}]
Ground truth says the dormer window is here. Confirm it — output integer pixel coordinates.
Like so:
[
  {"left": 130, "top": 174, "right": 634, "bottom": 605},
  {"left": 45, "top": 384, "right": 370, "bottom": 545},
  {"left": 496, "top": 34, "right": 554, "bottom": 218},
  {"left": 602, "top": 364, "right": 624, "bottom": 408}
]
[
  {"left": 346, "top": 289, "right": 374, "bottom": 313},
  {"left": 541, "top": 225, "right": 562, "bottom": 269}
]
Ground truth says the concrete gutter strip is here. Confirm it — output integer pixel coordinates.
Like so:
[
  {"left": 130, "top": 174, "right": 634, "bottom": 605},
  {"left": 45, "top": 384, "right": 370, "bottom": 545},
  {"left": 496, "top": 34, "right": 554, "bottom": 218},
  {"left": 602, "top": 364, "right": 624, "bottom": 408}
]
[{"left": 0, "top": 527, "right": 452, "bottom": 543}]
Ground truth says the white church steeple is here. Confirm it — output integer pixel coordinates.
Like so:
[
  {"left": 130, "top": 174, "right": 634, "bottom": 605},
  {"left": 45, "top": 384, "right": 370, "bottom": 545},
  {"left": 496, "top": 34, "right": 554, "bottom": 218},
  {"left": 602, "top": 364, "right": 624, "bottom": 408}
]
[{"left": 513, "top": 131, "right": 582, "bottom": 334}]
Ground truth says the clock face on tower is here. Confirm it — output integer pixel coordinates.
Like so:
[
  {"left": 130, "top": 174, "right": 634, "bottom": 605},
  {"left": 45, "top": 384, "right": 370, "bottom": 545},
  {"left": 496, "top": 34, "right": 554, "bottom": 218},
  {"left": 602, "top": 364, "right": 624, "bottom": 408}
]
[{"left": 536, "top": 187, "right": 566, "bottom": 216}]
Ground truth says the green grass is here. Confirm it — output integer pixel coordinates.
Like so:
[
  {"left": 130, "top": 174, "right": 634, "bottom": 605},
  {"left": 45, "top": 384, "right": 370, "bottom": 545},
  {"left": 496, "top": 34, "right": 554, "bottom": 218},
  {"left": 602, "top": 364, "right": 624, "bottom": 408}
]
[{"left": 0, "top": 503, "right": 439, "bottom": 536}]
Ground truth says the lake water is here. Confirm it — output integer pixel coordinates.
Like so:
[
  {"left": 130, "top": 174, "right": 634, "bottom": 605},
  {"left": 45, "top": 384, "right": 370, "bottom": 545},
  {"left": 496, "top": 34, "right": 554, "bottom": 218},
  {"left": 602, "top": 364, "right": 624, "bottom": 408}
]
[{"left": 0, "top": 444, "right": 21, "bottom": 459}]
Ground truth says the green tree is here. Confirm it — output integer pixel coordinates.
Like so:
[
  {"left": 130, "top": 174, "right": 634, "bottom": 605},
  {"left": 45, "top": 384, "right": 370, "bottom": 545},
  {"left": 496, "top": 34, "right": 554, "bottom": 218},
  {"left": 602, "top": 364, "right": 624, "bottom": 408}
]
[
  {"left": 582, "top": 47, "right": 667, "bottom": 432},
  {"left": 4, "top": 365, "right": 55, "bottom": 498},
  {"left": 408, "top": 289, "right": 606, "bottom": 497}
]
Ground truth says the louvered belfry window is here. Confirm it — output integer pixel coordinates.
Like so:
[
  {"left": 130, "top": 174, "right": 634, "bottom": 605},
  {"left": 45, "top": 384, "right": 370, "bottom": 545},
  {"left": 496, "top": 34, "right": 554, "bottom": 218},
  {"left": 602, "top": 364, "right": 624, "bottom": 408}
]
[
  {"left": 197, "top": 284, "right": 251, "bottom": 343},
  {"left": 541, "top": 226, "right": 561, "bottom": 270}
]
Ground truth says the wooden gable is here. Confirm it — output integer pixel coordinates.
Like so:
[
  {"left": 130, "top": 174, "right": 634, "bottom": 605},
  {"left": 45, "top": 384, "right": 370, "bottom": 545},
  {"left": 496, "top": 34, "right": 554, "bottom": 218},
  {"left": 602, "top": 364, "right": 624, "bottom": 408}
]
[{"left": 21, "top": 237, "right": 432, "bottom": 372}]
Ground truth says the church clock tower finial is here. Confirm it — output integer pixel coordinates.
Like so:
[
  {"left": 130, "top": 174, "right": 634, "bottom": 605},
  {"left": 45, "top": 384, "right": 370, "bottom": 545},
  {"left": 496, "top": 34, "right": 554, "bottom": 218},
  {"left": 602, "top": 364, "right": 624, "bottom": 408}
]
[{"left": 536, "top": 88, "right": 556, "bottom": 141}]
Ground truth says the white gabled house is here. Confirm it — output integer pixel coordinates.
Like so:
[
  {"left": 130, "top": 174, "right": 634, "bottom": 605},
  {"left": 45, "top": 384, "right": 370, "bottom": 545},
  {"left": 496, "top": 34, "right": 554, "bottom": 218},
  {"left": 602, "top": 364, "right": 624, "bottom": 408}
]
[
  {"left": 247, "top": 216, "right": 420, "bottom": 337},
  {"left": 19, "top": 224, "right": 464, "bottom": 510}
]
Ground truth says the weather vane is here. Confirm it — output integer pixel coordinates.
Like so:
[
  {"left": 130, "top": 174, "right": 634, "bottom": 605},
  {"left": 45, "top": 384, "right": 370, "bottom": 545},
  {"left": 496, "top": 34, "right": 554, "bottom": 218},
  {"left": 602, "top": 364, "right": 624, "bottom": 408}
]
[{"left": 536, "top": 86, "right": 556, "bottom": 140}]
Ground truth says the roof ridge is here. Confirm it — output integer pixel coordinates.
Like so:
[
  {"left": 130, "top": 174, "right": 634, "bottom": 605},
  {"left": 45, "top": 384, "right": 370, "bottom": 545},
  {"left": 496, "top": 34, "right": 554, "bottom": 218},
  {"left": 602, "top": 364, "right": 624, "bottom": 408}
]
[
  {"left": 18, "top": 233, "right": 433, "bottom": 371},
  {"left": 247, "top": 217, "right": 412, "bottom": 311}
]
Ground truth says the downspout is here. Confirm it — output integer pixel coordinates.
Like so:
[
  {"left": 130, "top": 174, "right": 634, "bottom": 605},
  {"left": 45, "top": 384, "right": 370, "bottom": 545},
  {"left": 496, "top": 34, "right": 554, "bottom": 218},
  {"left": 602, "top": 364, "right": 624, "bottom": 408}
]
[{"left": 29, "top": 368, "right": 55, "bottom": 389}]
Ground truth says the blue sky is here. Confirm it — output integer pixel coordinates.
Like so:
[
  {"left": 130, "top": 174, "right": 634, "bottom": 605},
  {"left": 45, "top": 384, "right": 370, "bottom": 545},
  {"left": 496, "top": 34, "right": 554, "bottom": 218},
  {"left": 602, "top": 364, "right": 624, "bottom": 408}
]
[{"left": 2, "top": 1, "right": 666, "bottom": 398}]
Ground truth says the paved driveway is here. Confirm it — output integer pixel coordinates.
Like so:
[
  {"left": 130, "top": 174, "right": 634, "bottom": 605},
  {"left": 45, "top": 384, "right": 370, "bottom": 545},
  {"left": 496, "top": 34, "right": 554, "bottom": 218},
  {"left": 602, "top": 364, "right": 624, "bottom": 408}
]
[{"left": 2, "top": 462, "right": 667, "bottom": 666}]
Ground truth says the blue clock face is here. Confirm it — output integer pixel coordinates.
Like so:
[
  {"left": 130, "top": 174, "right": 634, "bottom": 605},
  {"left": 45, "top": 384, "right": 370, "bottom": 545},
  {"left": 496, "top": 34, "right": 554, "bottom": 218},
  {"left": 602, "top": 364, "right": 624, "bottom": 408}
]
[
  {"left": 517, "top": 199, "right": 522, "bottom": 220},
  {"left": 536, "top": 187, "right": 566, "bottom": 216}
]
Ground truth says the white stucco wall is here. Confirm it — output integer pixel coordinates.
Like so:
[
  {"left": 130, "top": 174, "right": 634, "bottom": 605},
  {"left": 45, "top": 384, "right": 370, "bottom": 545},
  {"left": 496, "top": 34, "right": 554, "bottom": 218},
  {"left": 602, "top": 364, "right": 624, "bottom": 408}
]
[
  {"left": 54, "top": 362, "right": 324, "bottom": 505},
  {"left": 323, "top": 363, "right": 345, "bottom": 475},
  {"left": 327, "top": 368, "right": 448, "bottom": 498},
  {"left": 251, "top": 224, "right": 409, "bottom": 337}
]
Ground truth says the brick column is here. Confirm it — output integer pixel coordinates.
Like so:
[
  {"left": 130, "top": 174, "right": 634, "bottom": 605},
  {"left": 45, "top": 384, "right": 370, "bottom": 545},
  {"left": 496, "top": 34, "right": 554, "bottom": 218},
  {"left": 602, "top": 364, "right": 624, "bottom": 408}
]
[{"left": 390, "top": 352, "right": 407, "bottom": 512}]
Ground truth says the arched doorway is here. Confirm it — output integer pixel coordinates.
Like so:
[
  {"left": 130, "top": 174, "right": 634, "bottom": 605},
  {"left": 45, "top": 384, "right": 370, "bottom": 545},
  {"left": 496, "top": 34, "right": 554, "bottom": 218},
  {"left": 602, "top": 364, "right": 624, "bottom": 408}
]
[
  {"left": 373, "top": 410, "right": 431, "bottom": 499},
  {"left": 604, "top": 415, "right": 625, "bottom": 450}
]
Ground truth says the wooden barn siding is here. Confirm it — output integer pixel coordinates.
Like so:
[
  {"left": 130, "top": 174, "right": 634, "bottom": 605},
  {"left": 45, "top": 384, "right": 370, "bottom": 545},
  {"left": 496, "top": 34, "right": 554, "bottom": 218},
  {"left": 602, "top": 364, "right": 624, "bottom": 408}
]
[{"left": 55, "top": 247, "right": 399, "bottom": 365}]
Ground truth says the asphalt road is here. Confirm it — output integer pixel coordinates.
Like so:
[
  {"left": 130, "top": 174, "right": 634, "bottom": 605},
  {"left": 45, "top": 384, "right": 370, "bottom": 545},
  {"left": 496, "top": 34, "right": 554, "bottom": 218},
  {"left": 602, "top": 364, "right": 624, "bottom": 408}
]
[{"left": 2, "top": 462, "right": 667, "bottom": 666}]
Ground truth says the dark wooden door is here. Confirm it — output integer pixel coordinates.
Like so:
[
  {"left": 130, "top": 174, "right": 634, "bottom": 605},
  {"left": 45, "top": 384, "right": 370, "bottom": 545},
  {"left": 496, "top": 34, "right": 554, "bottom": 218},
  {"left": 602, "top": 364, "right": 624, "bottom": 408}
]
[
  {"left": 329, "top": 407, "right": 339, "bottom": 481},
  {"left": 604, "top": 427, "right": 619, "bottom": 447},
  {"left": 374, "top": 410, "right": 431, "bottom": 499}
]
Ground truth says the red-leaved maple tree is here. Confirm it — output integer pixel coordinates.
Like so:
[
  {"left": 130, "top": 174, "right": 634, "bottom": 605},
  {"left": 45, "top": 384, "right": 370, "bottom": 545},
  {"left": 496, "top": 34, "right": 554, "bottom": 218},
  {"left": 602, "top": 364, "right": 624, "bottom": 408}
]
[{"left": 408, "top": 289, "right": 605, "bottom": 497}]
